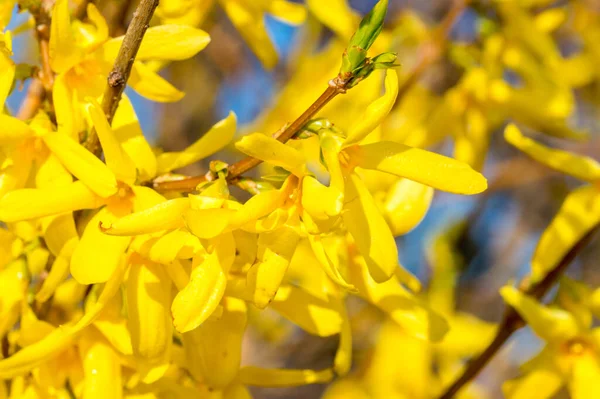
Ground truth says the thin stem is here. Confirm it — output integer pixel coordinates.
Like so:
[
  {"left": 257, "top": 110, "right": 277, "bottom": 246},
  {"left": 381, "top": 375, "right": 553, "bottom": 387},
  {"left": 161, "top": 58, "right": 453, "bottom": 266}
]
[
  {"left": 438, "top": 224, "right": 600, "bottom": 399},
  {"left": 17, "top": 78, "right": 45, "bottom": 120},
  {"left": 17, "top": 0, "right": 54, "bottom": 120},
  {"left": 85, "top": 0, "right": 160, "bottom": 156},
  {"left": 152, "top": 80, "right": 343, "bottom": 192}
]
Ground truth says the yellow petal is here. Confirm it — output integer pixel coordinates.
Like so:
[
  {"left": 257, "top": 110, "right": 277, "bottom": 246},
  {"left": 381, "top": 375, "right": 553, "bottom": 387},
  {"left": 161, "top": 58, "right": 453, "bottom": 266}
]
[
  {"left": 268, "top": 1, "right": 306, "bottom": 24},
  {"left": 132, "top": 185, "right": 168, "bottom": 211},
  {"left": 184, "top": 208, "right": 235, "bottom": 239},
  {"left": 223, "top": 383, "right": 252, "bottom": 399},
  {"left": 127, "top": 256, "right": 173, "bottom": 365},
  {"left": 319, "top": 130, "right": 346, "bottom": 195},
  {"left": 270, "top": 285, "right": 343, "bottom": 337},
  {"left": 301, "top": 176, "right": 344, "bottom": 221},
  {"left": 306, "top": 0, "right": 357, "bottom": 39},
  {"left": 103, "top": 25, "right": 210, "bottom": 61},
  {"left": 53, "top": 74, "right": 78, "bottom": 139},
  {"left": 183, "top": 297, "right": 246, "bottom": 388},
  {"left": 43, "top": 132, "right": 118, "bottom": 197},
  {"left": 35, "top": 238, "right": 77, "bottom": 303},
  {"left": 156, "top": 112, "right": 236, "bottom": 174},
  {"left": 148, "top": 229, "right": 203, "bottom": 263},
  {"left": 86, "top": 3, "right": 109, "bottom": 42},
  {"left": 101, "top": 197, "right": 190, "bottom": 236},
  {"left": 71, "top": 206, "right": 131, "bottom": 285},
  {"left": 42, "top": 213, "right": 78, "bottom": 256},
  {"left": 239, "top": 366, "right": 333, "bottom": 387},
  {"left": 531, "top": 185, "right": 600, "bottom": 282},
  {"left": 333, "top": 300, "right": 352, "bottom": 377},
  {"left": 342, "top": 172, "right": 398, "bottom": 283},
  {"left": 112, "top": 95, "right": 157, "bottom": 181},
  {"left": 503, "top": 363, "right": 563, "bottom": 399},
  {"left": 0, "top": 259, "right": 29, "bottom": 337},
  {"left": 348, "top": 257, "right": 447, "bottom": 341},
  {"left": 235, "top": 133, "right": 307, "bottom": 176},
  {"left": 93, "top": 294, "right": 133, "bottom": 355},
  {"left": 0, "top": 146, "right": 33, "bottom": 198},
  {"left": 171, "top": 251, "right": 226, "bottom": 333},
  {"left": 86, "top": 99, "right": 137, "bottom": 185},
  {"left": 49, "top": 0, "right": 83, "bottom": 73},
  {"left": 453, "top": 106, "right": 489, "bottom": 171},
  {"left": 0, "top": 115, "right": 35, "bottom": 143},
  {"left": 35, "top": 153, "right": 72, "bottom": 189},
  {"left": 437, "top": 312, "right": 497, "bottom": 357},
  {"left": 383, "top": 178, "right": 434, "bottom": 236},
  {"left": 79, "top": 328, "right": 123, "bottom": 399},
  {"left": 362, "top": 320, "right": 430, "bottom": 398},
  {"left": 219, "top": 0, "right": 278, "bottom": 69},
  {"left": 129, "top": 62, "right": 185, "bottom": 102},
  {"left": 307, "top": 234, "right": 355, "bottom": 291},
  {"left": 349, "top": 141, "right": 488, "bottom": 195},
  {"left": 344, "top": 70, "right": 399, "bottom": 147},
  {"left": 0, "top": 31, "right": 14, "bottom": 107},
  {"left": 500, "top": 286, "right": 579, "bottom": 343},
  {"left": 246, "top": 228, "right": 299, "bottom": 308},
  {"left": 569, "top": 354, "right": 600, "bottom": 399},
  {"left": 0, "top": 261, "right": 125, "bottom": 378},
  {"left": 0, "top": 181, "right": 104, "bottom": 223},
  {"left": 505, "top": 124, "right": 600, "bottom": 183},
  {"left": 228, "top": 189, "right": 284, "bottom": 228}
]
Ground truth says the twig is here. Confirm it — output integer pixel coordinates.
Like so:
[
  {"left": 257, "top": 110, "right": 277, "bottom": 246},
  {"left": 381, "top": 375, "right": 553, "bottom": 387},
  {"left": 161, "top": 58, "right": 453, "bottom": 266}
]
[
  {"left": 438, "top": 224, "right": 600, "bottom": 399},
  {"left": 85, "top": 0, "right": 160, "bottom": 156},
  {"left": 152, "top": 78, "right": 346, "bottom": 192},
  {"left": 17, "top": 0, "right": 54, "bottom": 120},
  {"left": 35, "top": 1, "right": 54, "bottom": 92},
  {"left": 396, "top": 0, "right": 469, "bottom": 102},
  {"left": 16, "top": 78, "right": 46, "bottom": 120}
]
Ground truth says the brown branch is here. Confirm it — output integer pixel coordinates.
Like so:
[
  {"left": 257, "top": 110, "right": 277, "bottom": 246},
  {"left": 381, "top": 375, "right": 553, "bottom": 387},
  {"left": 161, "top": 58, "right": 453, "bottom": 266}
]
[
  {"left": 152, "top": 78, "right": 345, "bottom": 193},
  {"left": 438, "top": 224, "right": 600, "bottom": 399},
  {"left": 17, "top": 78, "right": 46, "bottom": 120},
  {"left": 16, "top": 0, "right": 55, "bottom": 120},
  {"left": 85, "top": 0, "right": 160, "bottom": 156},
  {"left": 396, "top": 0, "right": 469, "bottom": 102}
]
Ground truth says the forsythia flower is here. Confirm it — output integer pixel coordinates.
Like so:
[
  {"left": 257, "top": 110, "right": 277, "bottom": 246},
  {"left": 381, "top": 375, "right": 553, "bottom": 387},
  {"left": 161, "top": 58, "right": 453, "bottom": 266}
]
[
  {"left": 501, "top": 279, "right": 600, "bottom": 399},
  {"left": 504, "top": 124, "right": 600, "bottom": 283},
  {"left": 49, "top": 0, "right": 210, "bottom": 136},
  {"left": 323, "top": 223, "right": 496, "bottom": 399}
]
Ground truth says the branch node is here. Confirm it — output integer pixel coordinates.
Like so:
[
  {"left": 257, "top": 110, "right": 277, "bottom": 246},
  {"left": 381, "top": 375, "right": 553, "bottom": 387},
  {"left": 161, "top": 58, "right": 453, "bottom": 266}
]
[{"left": 108, "top": 69, "right": 125, "bottom": 88}]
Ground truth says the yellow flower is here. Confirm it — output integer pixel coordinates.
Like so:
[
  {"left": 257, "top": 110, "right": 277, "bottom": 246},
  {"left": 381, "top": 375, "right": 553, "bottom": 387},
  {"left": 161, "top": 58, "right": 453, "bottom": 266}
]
[
  {"left": 504, "top": 124, "right": 600, "bottom": 283},
  {"left": 49, "top": 0, "right": 210, "bottom": 136},
  {"left": 501, "top": 280, "right": 600, "bottom": 399},
  {"left": 241, "top": 70, "right": 485, "bottom": 283},
  {"left": 324, "top": 223, "right": 495, "bottom": 399}
]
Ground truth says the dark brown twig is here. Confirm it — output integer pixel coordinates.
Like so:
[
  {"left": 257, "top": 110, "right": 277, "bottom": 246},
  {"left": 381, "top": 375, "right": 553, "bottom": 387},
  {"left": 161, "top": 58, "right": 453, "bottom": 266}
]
[
  {"left": 85, "top": 0, "right": 160, "bottom": 156},
  {"left": 438, "top": 224, "right": 600, "bottom": 399}
]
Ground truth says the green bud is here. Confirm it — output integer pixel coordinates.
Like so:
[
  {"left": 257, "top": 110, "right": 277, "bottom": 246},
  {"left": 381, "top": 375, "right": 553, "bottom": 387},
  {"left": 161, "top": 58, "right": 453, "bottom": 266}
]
[
  {"left": 209, "top": 160, "right": 229, "bottom": 178},
  {"left": 303, "top": 118, "right": 333, "bottom": 134},
  {"left": 340, "top": 0, "right": 389, "bottom": 74}
]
